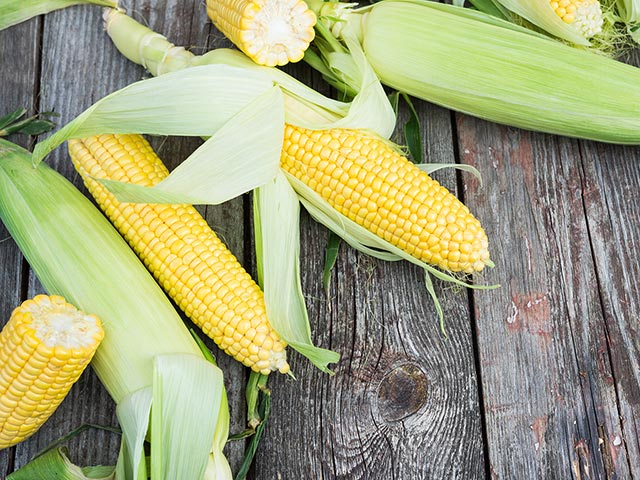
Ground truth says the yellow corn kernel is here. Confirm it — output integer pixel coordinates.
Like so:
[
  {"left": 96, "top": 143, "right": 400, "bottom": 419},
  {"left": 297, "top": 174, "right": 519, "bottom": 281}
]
[
  {"left": 68, "top": 134, "right": 289, "bottom": 375},
  {"left": 206, "top": 0, "right": 316, "bottom": 66},
  {"left": 0, "top": 295, "right": 103, "bottom": 449},
  {"left": 281, "top": 125, "right": 491, "bottom": 273},
  {"left": 549, "top": 0, "right": 603, "bottom": 37}
]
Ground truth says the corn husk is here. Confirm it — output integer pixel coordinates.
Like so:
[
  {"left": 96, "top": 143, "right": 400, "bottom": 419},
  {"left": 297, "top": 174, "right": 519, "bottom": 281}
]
[{"left": 312, "top": 0, "right": 640, "bottom": 144}]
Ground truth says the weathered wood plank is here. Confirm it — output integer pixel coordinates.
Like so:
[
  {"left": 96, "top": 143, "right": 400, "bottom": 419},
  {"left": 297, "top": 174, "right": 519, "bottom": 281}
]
[
  {"left": 0, "top": 16, "right": 42, "bottom": 476},
  {"left": 459, "top": 117, "right": 638, "bottom": 478},
  {"left": 580, "top": 138, "right": 640, "bottom": 476},
  {"left": 254, "top": 100, "right": 485, "bottom": 479}
]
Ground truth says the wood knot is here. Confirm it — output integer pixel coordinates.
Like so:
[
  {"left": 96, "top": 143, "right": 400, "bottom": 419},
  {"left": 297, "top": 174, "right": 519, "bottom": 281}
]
[{"left": 377, "top": 363, "right": 428, "bottom": 422}]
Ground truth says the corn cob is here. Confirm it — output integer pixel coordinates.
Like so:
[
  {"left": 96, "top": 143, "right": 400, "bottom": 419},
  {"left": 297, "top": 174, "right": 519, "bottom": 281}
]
[
  {"left": 68, "top": 134, "right": 289, "bottom": 375},
  {"left": 206, "top": 0, "right": 316, "bottom": 66},
  {"left": 281, "top": 125, "right": 490, "bottom": 273},
  {"left": 0, "top": 295, "right": 103, "bottom": 449},
  {"left": 550, "top": 0, "right": 603, "bottom": 37}
]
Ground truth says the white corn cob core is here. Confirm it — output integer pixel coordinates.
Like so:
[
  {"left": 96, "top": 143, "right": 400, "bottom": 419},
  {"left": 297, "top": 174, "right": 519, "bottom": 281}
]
[{"left": 25, "top": 295, "right": 103, "bottom": 349}]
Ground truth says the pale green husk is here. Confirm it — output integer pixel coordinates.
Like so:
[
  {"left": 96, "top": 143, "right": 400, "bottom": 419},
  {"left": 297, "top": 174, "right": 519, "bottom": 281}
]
[
  {"left": 312, "top": 0, "right": 640, "bottom": 144},
  {"left": 618, "top": 0, "right": 640, "bottom": 21},
  {"left": 0, "top": 140, "right": 230, "bottom": 479},
  {"left": 254, "top": 173, "right": 341, "bottom": 372},
  {"left": 0, "top": 0, "right": 116, "bottom": 30}
]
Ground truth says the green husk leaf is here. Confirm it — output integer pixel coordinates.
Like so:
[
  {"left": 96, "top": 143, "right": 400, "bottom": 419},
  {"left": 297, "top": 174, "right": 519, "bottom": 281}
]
[
  {"left": 151, "top": 354, "right": 228, "bottom": 480},
  {"left": 104, "top": 8, "right": 393, "bottom": 137},
  {"left": 617, "top": 0, "right": 640, "bottom": 24},
  {"left": 7, "top": 448, "right": 114, "bottom": 480},
  {"left": 465, "top": 0, "right": 511, "bottom": 19},
  {"left": 323, "top": 232, "right": 342, "bottom": 297},
  {"left": 234, "top": 383, "right": 271, "bottom": 480},
  {"left": 114, "top": 388, "right": 152, "bottom": 480},
  {"left": 0, "top": 108, "right": 27, "bottom": 130},
  {"left": 0, "top": 109, "right": 57, "bottom": 137},
  {"left": 254, "top": 173, "right": 340, "bottom": 373},
  {"left": 32, "top": 64, "right": 276, "bottom": 164},
  {"left": 0, "top": 0, "right": 116, "bottom": 31},
  {"left": 96, "top": 86, "right": 284, "bottom": 205},
  {"left": 424, "top": 271, "right": 446, "bottom": 336},
  {"left": 401, "top": 93, "right": 422, "bottom": 164}
]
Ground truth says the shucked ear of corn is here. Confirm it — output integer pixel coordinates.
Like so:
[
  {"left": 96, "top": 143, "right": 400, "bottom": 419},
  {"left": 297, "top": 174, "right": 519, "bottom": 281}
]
[
  {"left": 309, "top": 0, "right": 640, "bottom": 144},
  {"left": 69, "top": 133, "right": 290, "bottom": 375},
  {"left": 206, "top": 0, "right": 317, "bottom": 66},
  {"left": 281, "top": 125, "right": 490, "bottom": 273},
  {"left": 100, "top": 9, "right": 491, "bottom": 274},
  {"left": 0, "top": 295, "right": 103, "bottom": 449}
]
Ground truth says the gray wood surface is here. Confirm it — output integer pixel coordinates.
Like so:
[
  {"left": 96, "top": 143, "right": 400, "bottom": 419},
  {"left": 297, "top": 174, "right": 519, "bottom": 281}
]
[{"left": 1, "top": 1, "right": 640, "bottom": 479}]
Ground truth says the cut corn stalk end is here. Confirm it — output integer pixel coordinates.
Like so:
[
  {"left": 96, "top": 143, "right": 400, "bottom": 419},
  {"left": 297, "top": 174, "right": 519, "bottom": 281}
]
[
  {"left": 206, "top": 0, "right": 317, "bottom": 66},
  {"left": 0, "top": 295, "right": 103, "bottom": 449}
]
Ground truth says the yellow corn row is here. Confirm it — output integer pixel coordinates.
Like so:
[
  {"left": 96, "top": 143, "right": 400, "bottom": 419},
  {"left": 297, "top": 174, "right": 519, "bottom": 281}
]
[
  {"left": 281, "top": 125, "right": 491, "bottom": 273},
  {"left": 68, "top": 134, "right": 289, "bottom": 375},
  {"left": 0, "top": 295, "right": 103, "bottom": 449},
  {"left": 206, "top": 0, "right": 316, "bottom": 66}
]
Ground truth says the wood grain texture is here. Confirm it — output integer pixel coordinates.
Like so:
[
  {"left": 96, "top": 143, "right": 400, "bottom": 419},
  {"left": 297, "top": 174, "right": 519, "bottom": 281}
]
[
  {"left": 2, "top": 0, "right": 640, "bottom": 478},
  {"left": 459, "top": 118, "right": 639, "bottom": 479},
  {"left": 253, "top": 100, "right": 486, "bottom": 479}
]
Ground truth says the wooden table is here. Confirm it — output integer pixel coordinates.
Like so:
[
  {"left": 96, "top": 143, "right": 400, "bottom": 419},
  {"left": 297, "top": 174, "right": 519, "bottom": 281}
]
[{"left": 1, "top": 1, "right": 639, "bottom": 478}]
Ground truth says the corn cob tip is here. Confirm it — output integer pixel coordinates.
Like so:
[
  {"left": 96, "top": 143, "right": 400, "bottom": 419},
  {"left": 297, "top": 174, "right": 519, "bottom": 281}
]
[
  {"left": 0, "top": 295, "right": 103, "bottom": 449},
  {"left": 206, "top": 0, "right": 316, "bottom": 66},
  {"left": 550, "top": 0, "right": 603, "bottom": 38}
]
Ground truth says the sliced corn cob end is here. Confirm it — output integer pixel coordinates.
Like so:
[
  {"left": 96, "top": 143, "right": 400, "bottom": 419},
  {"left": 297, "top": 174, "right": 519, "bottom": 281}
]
[
  {"left": 68, "top": 134, "right": 289, "bottom": 375},
  {"left": 281, "top": 125, "right": 491, "bottom": 273},
  {"left": 206, "top": 0, "right": 316, "bottom": 66},
  {"left": 0, "top": 295, "right": 104, "bottom": 449},
  {"left": 550, "top": 0, "right": 603, "bottom": 38}
]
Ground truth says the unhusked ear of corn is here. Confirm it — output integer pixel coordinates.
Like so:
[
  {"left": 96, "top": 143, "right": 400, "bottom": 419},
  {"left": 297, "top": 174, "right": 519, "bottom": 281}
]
[
  {"left": 206, "top": 0, "right": 316, "bottom": 66},
  {"left": 68, "top": 134, "right": 289, "bottom": 375},
  {"left": 0, "top": 138, "right": 231, "bottom": 478},
  {"left": 309, "top": 0, "right": 640, "bottom": 144},
  {"left": 281, "top": 125, "right": 490, "bottom": 273},
  {"left": 0, "top": 295, "right": 103, "bottom": 449}
]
